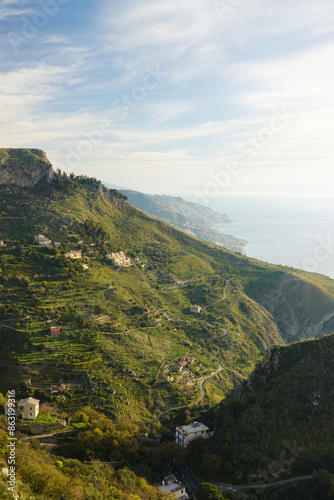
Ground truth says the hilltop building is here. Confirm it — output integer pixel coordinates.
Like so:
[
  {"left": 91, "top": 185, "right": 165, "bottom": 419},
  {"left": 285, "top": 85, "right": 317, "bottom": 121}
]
[{"left": 175, "top": 421, "right": 209, "bottom": 448}]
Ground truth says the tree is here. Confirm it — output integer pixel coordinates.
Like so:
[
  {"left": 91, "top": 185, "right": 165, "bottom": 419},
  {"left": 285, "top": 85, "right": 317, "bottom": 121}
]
[
  {"left": 198, "top": 483, "right": 227, "bottom": 500},
  {"left": 202, "top": 454, "right": 223, "bottom": 480},
  {"left": 311, "top": 470, "right": 334, "bottom": 499}
]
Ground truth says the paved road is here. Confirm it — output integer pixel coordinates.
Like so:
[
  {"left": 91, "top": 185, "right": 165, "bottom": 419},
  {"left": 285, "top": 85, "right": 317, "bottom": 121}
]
[
  {"left": 217, "top": 475, "right": 312, "bottom": 491},
  {"left": 195, "top": 362, "right": 223, "bottom": 404},
  {"left": 177, "top": 461, "right": 201, "bottom": 498},
  {"left": 177, "top": 461, "right": 311, "bottom": 496}
]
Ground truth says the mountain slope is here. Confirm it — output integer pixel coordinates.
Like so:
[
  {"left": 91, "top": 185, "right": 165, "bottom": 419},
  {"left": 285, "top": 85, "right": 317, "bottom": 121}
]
[
  {"left": 120, "top": 189, "right": 247, "bottom": 252},
  {"left": 187, "top": 333, "right": 334, "bottom": 483},
  {"left": 0, "top": 149, "right": 333, "bottom": 426}
]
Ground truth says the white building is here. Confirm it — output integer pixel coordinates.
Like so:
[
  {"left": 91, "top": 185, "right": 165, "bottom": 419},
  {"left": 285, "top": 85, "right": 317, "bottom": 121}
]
[
  {"left": 157, "top": 475, "right": 188, "bottom": 499},
  {"left": 17, "top": 397, "right": 40, "bottom": 420},
  {"left": 106, "top": 251, "right": 132, "bottom": 267},
  {"left": 65, "top": 250, "right": 82, "bottom": 259},
  {"left": 190, "top": 305, "right": 202, "bottom": 313},
  {"left": 35, "top": 235, "right": 52, "bottom": 247},
  {"left": 175, "top": 421, "right": 209, "bottom": 448}
]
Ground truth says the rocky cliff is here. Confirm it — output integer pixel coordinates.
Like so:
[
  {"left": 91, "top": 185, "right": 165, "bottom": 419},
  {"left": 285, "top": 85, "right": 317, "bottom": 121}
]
[
  {"left": 246, "top": 271, "right": 334, "bottom": 343},
  {"left": 0, "top": 148, "right": 54, "bottom": 188}
]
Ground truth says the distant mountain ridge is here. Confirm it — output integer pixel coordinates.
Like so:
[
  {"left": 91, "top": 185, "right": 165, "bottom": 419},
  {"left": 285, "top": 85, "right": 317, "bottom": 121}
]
[{"left": 120, "top": 189, "right": 247, "bottom": 253}]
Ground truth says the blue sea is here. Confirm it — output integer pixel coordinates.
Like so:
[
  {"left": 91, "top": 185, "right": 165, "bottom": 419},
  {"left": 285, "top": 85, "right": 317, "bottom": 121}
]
[{"left": 210, "top": 197, "right": 334, "bottom": 280}]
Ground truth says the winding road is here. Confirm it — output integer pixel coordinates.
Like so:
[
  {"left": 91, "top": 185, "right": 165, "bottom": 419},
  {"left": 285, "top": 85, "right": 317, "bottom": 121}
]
[
  {"left": 147, "top": 362, "right": 223, "bottom": 436},
  {"left": 217, "top": 475, "right": 312, "bottom": 492},
  {"left": 202, "top": 280, "right": 229, "bottom": 311}
]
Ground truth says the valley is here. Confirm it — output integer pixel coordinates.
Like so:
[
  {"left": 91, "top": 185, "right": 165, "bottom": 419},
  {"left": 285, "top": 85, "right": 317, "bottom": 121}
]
[{"left": 0, "top": 150, "right": 333, "bottom": 499}]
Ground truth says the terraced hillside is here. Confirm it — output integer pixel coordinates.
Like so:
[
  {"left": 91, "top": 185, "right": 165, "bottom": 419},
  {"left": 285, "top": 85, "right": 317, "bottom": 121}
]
[{"left": 0, "top": 150, "right": 333, "bottom": 427}]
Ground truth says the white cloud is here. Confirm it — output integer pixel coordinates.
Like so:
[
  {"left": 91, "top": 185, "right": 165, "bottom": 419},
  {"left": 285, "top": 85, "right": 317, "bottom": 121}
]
[
  {"left": 0, "top": 0, "right": 33, "bottom": 19},
  {"left": 1, "top": 0, "right": 334, "bottom": 199}
]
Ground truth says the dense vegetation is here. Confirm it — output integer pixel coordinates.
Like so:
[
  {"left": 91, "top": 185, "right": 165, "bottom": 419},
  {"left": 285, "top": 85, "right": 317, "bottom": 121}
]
[
  {"left": 0, "top": 151, "right": 334, "bottom": 498},
  {"left": 0, "top": 414, "right": 169, "bottom": 499},
  {"left": 186, "top": 334, "right": 334, "bottom": 485}
]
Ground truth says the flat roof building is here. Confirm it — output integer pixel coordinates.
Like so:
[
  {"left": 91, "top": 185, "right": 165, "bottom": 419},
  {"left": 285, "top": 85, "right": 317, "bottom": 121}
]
[
  {"left": 175, "top": 421, "right": 209, "bottom": 448},
  {"left": 157, "top": 475, "right": 188, "bottom": 499}
]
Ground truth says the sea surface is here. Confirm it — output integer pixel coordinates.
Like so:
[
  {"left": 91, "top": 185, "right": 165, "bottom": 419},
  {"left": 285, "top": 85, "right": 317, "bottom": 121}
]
[{"left": 211, "top": 197, "right": 334, "bottom": 279}]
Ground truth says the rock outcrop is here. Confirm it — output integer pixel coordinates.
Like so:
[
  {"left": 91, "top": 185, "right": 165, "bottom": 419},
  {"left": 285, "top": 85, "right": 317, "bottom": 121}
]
[
  {"left": 246, "top": 272, "right": 334, "bottom": 343},
  {"left": 0, "top": 148, "right": 54, "bottom": 188}
]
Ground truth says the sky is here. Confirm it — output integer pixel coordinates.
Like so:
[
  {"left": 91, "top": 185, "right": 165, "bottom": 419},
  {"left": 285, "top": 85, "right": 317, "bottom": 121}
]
[{"left": 1, "top": 0, "right": 334, "bottom": 204}]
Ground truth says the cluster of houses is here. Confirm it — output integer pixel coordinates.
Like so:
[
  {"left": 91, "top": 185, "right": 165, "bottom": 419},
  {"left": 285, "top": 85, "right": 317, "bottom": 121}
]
[
  {"left": 106, "top": 251, "right": 132, "bottom": 268},
  {"left": 5, "top": 397, "right": 40, "bottom": 420},
  {"left": 156, "top": 354, "right": 196, "bottom": 383},
  {"left": 35, "top": 236, "right": 134, "bottom": 272},
  {"left": 169, "top": 354, "right": 195, "bottom": 374}
]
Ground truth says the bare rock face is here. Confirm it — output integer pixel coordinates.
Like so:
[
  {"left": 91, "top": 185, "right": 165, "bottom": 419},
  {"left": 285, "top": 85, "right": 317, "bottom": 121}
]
[{"left": 0, "top": 148, "right": 54, "bottom": 188}]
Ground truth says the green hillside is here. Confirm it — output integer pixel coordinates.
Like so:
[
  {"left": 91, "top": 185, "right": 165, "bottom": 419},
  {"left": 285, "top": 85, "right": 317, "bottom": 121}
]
[
  {"left": 0, "top": 154, "right": 333, "bottom": 426},
  {"left": 187, "top": 333, "right": 334, "bottom": 484},
  {"left": 0, "top": 150, "right": 334, "bottom": 499}
]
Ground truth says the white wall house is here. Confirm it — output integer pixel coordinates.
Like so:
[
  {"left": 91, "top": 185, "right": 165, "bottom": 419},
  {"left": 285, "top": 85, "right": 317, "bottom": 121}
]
[
  {"left": 175, "top": 421, "right": 209, "bottom": 448},
  {"left": 17, "top": 397, "right": 40, "bottom": 420},
  {"left": 157, "top": 475, "right": 188, "bottom": 499},
  {"left": 190, "top": 305, "right": 202, "bottom": 313}
]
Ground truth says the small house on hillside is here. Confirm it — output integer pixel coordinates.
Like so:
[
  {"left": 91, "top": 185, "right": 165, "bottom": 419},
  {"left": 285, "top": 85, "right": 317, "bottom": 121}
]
[
  {"left": 157, "top": 475, "right": 188, "bottom": 499},
  {"left": 190, "top": 305, "right": 202, "bottom": 313},
  {"left": 175, "top": 421, "right": 209, "bottom": 448},
  {"left": 50, "top": 326, "right": 65, "bottom": 336},
  {"left": 35, "top": 235, "right": 52, "bottom": 247},
  {"left": 65, "top": 250, "right": 82, "bottom": 259},
  {"left": 17, "top": 397, "right": 40, "bottom": 420}
]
